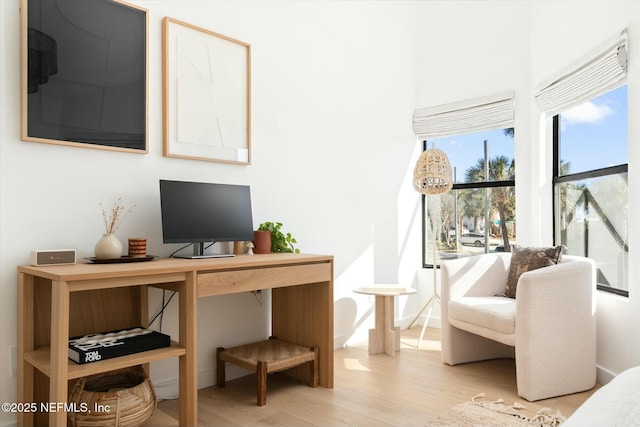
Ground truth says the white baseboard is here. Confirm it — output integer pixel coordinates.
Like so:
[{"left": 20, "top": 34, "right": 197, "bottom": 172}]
[
  {"left": 153, "top": 364, "right": 251, "bottom": 400},
  {"left": 596, "top": 365, "right": 617, "bottom": 386}
]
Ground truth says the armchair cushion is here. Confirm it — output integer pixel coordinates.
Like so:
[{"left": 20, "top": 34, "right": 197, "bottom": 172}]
[
  {"left": 449, "top": 297, "right": 515, "bottom": 336},
  {"left": 504, "top": 245, "right": 563, "bottom": 298}
]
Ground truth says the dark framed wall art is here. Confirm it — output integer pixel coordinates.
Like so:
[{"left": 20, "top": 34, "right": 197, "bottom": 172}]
[{"left": 21, "top": 0, "right": 149, "bottom": 153}]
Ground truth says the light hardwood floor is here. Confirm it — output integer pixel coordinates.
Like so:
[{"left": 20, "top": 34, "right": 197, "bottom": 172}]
[{"left": 143, "top": 326, "right": 598, "bottom": 426}]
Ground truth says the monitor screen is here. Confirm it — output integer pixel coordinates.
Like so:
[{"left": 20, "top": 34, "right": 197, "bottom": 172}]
[{"left": 159, "top": 180, "right": 254, "bottom": 257}]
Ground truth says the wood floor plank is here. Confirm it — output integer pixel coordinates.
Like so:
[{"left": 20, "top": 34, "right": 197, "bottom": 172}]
[{"left": 144, "top": 327, "right": 598, "bottom": 426}]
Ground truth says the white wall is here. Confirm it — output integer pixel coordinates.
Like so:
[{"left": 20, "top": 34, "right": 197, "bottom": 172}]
[{"left": 0, "top": 1, "right": 419, "bottom": 423}]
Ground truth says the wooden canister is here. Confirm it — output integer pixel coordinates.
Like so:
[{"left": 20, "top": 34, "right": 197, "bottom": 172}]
[{"left": 128, "top": 237, "right": 147, "bottom": 257}]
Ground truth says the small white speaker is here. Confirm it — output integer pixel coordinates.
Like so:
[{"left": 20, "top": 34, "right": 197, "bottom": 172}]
[{"left": 30, "top": 249, "right": 76, "bottom": 266}]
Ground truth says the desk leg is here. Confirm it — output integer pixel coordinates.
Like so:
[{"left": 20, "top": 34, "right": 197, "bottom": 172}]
[
  {"left": 179, "top": 273, "right": 197, "bottom": 426},
  {"left": 49, "top": 280, "right": 69, "bottom": 427},
  {"left": 272, "top": 281, "right": 334, "bottom": 388},
  {"left": 17, "top": 273, "right": 34, "bottom": 427},
  {"left": 139, "top": 286, "right": 150, "bottom": 377}
]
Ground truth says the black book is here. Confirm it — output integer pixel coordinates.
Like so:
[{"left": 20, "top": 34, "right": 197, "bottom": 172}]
[{"left": 68, "top": 327, "right": 171, "bottom": 364}]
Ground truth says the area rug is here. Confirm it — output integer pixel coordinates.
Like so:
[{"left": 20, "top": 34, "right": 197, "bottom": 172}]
[{"left": 425, "top": 393, "right": 565, "bottom": 427}]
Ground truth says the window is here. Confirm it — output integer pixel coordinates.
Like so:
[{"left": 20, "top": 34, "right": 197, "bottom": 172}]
[
  {"left": 422, "top": 128, "right": 515, "bottom": 267},
  {"left": 553, "top": 85, "right": 628, "bottom": 296},
  {"left": 412, "top": 92, "right": 514, "bottom": 268}
]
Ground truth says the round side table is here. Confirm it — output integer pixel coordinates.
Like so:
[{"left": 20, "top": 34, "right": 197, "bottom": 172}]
[{"left": 353, "top": 285, "right": 417, "bottom": 356}]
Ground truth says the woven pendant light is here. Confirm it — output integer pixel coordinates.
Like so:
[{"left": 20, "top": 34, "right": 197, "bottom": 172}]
[{"left": 413, "top": 143, "right": 453, "bottom": 195}]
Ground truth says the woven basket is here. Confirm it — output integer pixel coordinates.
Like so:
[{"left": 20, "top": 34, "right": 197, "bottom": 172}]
[{"left": 68, "top": 366, "right": 156, "bottom": 427}]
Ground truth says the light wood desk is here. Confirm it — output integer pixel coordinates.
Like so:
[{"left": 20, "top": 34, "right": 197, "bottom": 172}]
[{"left": 17, "top": 253, "right": 334, "bottom": 427}]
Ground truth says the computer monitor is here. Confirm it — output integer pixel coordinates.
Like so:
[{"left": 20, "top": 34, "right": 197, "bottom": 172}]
[{"left": 159, "top": 180, "right": 254, "bottom": 258}]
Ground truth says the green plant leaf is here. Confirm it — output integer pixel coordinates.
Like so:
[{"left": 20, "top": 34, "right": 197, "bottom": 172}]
[{"left": 258, "top": 221, "right": 299, "bottom": 254}]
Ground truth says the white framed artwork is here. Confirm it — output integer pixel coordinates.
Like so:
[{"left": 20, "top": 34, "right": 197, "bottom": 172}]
[{"left": 163, "top": 17, "right": 251, "bottom": 164}]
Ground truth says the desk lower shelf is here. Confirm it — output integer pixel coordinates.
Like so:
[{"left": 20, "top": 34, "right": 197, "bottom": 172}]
[{"left": 24, "top": 341, "right": 185, "bottom": 380}]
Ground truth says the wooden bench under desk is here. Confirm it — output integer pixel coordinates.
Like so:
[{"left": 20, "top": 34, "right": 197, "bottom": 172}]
[{"left": 17, "top": 253, "right": 334, "bottom": 427}]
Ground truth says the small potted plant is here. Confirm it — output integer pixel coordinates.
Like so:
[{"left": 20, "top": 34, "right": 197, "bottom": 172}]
[
  {"left": 254, "top": 222, "right": 300, "bottom": 254},
  {"left": 252, "top": 229, "right": 271, "bottom": 254}
]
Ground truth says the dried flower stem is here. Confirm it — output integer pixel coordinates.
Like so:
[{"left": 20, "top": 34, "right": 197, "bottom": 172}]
[{"left": 100, "top": 198, "right": 136, "bottom": 234}]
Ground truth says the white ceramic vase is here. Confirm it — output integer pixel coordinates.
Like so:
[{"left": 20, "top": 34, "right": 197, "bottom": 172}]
[{"left": 94, "top": 233, "right": 123, "bottom": 259}]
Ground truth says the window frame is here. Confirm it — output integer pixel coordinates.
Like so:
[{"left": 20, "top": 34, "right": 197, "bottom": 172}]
[
  {"left": 552, "top": 114, "right": 629, "bottom": 297},
  {"left": 421, "top": 139, "right": 516, "bottom": 269}
]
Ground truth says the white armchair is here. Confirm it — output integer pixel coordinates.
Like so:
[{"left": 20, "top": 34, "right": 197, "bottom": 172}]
[{"left": 441, "top": 252, "right": 597, "bottom": 401}]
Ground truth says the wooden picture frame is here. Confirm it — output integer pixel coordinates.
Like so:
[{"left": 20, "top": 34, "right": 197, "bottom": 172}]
[
  {"left": 162, "top": 17, "right": 251, "bottom": 165},
  {"left": 20, "top": 0, "right": 149, "bottom": 153}
]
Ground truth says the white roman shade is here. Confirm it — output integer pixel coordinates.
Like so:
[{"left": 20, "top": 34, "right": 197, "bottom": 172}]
[
  {"left": 535, "top": 30, "right": 628, "bottom": 116},
  {"left": 412, "top": 91, "right": 514, "bottom": 139}
]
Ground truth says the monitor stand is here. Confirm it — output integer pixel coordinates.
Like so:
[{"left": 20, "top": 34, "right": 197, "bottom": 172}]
[
  {"left": 174, "top": 254, "right": 235, "bottom": 259},
  {"left": 172, "top": 242, "right": 236, "bottom": 259}
]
